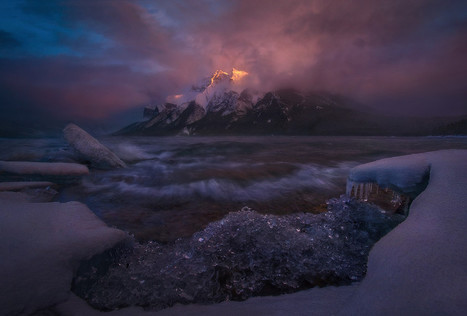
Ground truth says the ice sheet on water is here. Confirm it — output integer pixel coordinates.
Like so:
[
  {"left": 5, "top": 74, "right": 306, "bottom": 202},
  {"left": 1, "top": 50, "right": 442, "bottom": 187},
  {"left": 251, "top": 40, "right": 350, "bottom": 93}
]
[{"left": 73, "top": 196, "right": 404, "bottom": 311}]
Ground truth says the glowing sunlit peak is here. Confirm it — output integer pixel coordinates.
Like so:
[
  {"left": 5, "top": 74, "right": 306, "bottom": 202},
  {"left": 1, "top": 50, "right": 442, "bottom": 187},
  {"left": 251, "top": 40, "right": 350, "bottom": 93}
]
[
  {"left": 231, "top": 68, "right": 248, "bottom": 81},
  {"left": 210, "top": 68, "right": 249, "bottom": 85},
  {"left": 210, "top": 70, "right": 230, "bottom": 85}
]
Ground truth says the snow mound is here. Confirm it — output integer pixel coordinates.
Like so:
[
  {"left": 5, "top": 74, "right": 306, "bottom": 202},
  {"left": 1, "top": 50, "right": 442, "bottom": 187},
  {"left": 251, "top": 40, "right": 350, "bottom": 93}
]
[
  {"left": 64, "top": 123, "right": 127, "bottom": 169},
  {"left": 341, "top": 149, "right": 467, "bottom": 315},
  {"left": 73, "top": 197, "right": 403, "bottom": 311},
  {"left": 0, "top": 160, "right": 89, "bottom": 176},
  {"left": 0, "top": 199, "right": 128, "bottom": 315}
]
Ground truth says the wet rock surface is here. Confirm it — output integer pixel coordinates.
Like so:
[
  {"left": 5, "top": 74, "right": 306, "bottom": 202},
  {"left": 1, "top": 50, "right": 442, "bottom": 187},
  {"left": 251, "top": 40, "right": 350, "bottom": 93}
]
[{"left": 73, "top": 196, "right": 404, "bottom": 311}]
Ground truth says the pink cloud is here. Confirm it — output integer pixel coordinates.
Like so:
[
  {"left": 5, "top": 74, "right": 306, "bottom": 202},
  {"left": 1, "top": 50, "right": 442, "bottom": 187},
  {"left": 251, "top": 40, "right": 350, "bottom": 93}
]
[{"left": 1, "top": 0, "right": 466, "bottom": 124}]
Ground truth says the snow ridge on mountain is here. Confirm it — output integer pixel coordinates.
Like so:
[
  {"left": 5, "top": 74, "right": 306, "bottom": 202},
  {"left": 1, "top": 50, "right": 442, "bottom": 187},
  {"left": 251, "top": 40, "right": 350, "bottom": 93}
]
[{"left": 118, "top": 70, "right": 458, "bottom": 136}]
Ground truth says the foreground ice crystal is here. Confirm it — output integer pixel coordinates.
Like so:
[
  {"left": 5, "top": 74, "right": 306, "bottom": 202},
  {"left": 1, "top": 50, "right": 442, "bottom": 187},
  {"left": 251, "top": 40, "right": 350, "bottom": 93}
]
[{"left": 73, "top": 196, "right": 404, "bottom": 311}]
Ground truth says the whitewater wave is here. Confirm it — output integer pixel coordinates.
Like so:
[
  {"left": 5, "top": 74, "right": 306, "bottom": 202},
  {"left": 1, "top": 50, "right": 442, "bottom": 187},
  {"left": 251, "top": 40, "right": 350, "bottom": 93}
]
[{"left": 81, "top": 162, "right": 354, "bottom": 203}]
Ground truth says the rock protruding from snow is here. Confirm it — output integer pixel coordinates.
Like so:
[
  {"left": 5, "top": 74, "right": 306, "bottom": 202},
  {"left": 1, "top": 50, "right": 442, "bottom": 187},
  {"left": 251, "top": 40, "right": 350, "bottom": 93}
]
[
  {"left": 341, "top": 149, "right": 467, "bottom": 315},
  {"left": 0, "top": 198, "right": 128, "bottom": 316},
  {"left": 63, "top": 123, "right": 126, "bottom": 169},
  {"left": 0, "top": 160, "right": 89, "bottom": 176}
]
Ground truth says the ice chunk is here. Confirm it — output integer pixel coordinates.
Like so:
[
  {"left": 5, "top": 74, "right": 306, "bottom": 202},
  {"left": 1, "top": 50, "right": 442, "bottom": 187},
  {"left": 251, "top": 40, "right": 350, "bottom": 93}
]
[
  {"left": 0, "top": 160, "right": 89, "bottom": 176},
  {"left": 63, "top": 123, "right": 126, "bottom": 169},
  {"left": 73, "top": 197, "right": 403, "bottom": 311},
  {"left": 347, "top": 153, "right": 430, "bottom": 198}
]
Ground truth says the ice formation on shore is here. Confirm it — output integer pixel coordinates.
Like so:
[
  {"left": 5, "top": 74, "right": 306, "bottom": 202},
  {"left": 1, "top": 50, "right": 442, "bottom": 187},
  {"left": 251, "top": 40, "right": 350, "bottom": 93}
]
[
  {"left": 341, "top": 150, "right": 467, "bottom": 315},
  {"left": 73, "top": 196, "right": 404, "bottom": 311},
  {"left": 346, "top": 181, "right": 409, "bottom": 214},
  {"left": 347, "top": 154, "right": 430, "bottom": 198},
  {"left": 345, "top": 154, "right": 431, "bottom": 215}
]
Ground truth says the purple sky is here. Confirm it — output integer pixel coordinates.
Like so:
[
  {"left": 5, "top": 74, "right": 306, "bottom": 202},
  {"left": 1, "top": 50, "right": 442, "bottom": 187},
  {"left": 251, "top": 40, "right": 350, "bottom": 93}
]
[{"left": 1, "top": 0, "right": 466, "bottom": 126}]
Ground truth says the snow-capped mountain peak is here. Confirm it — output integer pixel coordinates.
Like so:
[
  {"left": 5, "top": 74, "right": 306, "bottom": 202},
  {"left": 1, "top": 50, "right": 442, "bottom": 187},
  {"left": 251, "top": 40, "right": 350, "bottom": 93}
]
[
  {"left": 194, "top": 68, "right": 250, "bottom": 110},
  {"left": 166, "top": 68, "right": 252, "bottom": 111},
  {"left": 210, "top": 70, "right": 230, "bottom": 85}
]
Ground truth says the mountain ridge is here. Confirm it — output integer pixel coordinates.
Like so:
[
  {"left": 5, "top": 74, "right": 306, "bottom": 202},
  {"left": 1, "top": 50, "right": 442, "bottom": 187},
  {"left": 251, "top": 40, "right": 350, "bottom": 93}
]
[{"left": 116, "top": 69, "right": 466, "bottom": 136}]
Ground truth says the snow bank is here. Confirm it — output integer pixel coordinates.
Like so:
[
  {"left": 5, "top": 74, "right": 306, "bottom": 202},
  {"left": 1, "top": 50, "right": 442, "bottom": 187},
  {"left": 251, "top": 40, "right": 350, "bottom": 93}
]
[
  {"left": 341, "top": 149, "right": 467, "bottom": 315},
  {"left": 0, "top": 198, "right": 128, "bottom": 315},
  {"left": 55, "top": 286, "right": 356, "bottom": 316},
  {"left": 0, "top": 160, "right": 89, "bottom": 176},
  {"left": 0, "top": 191, "right": 35, "bottom": 202},
  {"left": 64, "top": 123, "right": 127, "bottom": 169}
]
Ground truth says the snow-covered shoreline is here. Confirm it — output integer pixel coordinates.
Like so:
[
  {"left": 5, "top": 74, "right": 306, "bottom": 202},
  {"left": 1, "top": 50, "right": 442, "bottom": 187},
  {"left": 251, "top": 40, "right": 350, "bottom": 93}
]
[
  {"left": 342, "top": 149, "right": 467, "bottom": 315},
  {"left": 1, "top": 149, "right": 466, "bottom": 315},
  {"left": 148, "top": 149, "right": 467, "bottom": 315}
]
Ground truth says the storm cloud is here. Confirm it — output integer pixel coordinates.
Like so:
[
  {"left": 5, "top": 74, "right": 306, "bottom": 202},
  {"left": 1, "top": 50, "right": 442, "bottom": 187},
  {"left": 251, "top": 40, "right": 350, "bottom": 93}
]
[{"left": 0, "top": 0, "right": 466, "bottom": 125}]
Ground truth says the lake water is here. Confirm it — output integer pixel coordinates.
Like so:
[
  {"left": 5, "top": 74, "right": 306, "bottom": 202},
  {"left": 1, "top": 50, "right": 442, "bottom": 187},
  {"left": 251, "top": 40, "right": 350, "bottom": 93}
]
[{"left": 2, "top": 135, "right": 467, "bottom": 242}]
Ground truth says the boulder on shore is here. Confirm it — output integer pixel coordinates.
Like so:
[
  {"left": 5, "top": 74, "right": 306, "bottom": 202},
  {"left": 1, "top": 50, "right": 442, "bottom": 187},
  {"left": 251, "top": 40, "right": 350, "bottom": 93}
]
[{"left": 63, "top": 123, "right": 126, "bottom": 169}]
